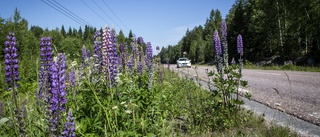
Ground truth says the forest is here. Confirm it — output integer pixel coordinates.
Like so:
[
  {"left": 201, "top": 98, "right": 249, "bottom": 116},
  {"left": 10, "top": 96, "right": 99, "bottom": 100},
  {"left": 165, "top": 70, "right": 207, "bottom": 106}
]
[{"left": 158, "top": 0, "right": 320, "bottom": 66}]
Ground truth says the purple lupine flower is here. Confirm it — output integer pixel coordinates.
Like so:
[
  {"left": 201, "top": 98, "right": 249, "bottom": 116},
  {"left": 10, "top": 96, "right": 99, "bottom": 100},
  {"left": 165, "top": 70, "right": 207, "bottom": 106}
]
[
  {"left": 132, "top": 34, "right": 136, "bottom": 43},
  {"left": 120, "top": 44, "right": 125, "bottom": 53},
  {"left": 102, "top": 26, "right": 118, "bottom": 85},
  {"left": 67, "top": 66, "right": 76, "bottom": 87},
  {"left": 102, "top": 26, "right": 110, "bottom": 81},
  {"left": 94, "top": 31, "right": 102, "bottom": 61},
  {"left": 49, "top": 53, "right": 67, "bottom": 134},
  {"left": 108, "top": 28, "right": 118, "bottom": 86},
  {"left": 145, "top": 42, "right": 153, "bottom": 68},
  {"left": 237, "top": 34, "right": 243, "bottom": 56},
  {"left": 213, "top": 30, "right": 222, "bottom": 56},
  {"left": 118, "top": 55, "right": 122, "bottom": 67},
  {"left": 166, "top": 58, "right": 170, "bottom": 69},
  {"left": 221, "top": 20, "right": 227, "bottom": 38},
  {"left": 82, "top": 46, "right": 87, "bottom": 61},
  {"left": 38, "top": 37, "right": 53, "bottom": 100},
  {"left": 137, "top": 37, "right": 144, "bottom": 45},
  {"left": 62, "top": 109, "right": 76, "bottom": 137},
  {"left": 145, "top": 42, "right": 153, "bottom": 90},
  {"left": 128, "top": 60, "right": 133, "bottom": 70},
  {"left": 50, "top": 53, "right": 67, "bottom": 112},
  {"left": 156, "top": 46, "right": 160, "bottom": 51},
  {"left": 87, "top": 50, "right": 91, "bottom": 59},
  {"left": 137, "top": 62, "right": 142, "bottom": 74},
  {"left": 4, "top": 32, "right": 19, "bottom": 88}
]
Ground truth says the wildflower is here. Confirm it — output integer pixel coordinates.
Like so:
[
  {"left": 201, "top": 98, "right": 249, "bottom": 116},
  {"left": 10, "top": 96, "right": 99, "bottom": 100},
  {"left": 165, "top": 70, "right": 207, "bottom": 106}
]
[
  {"left": 128, "top": 59, "right": 133, "bottom": 70},
  {"left": 166, "top": 58, "right": 170, "bottom": 69},
  {"left": 156, "top": 46, "right": 160, "bottom": 51},
  {"left": 94, "top": 31, "right": 102, "bottom": 62},
  {"left": 137, "top": 37, "right": 144, "bottom": 45},
  {"left": 62, "top": 108, "right": 76, "bottom": 137},
  {"left": 137, "top": 62, "right": 142, "bottom": 74},
  {"left": 86, "top": 50, "right": 91, "bottom": 59},
  {"left": 125, "top": 110, "right": 132, "bottom": 114},
  {"left": 50, "top": 53, "right": 67, "bottom": 112},
  {"left": 102, "top": 27, "right": 110, "bottom": 81},
  {"left": 237, "top": 34, "right": 243, "bottom": 56},
  {"left": 49, "top": 53, "right": 67, "bottom": 134},
  {"left": 112, "top": 106, "right": 118, "bottom": 110},
  {"left": 145, "top": 42, "right": 153, "bottom": 68},
  {"left": 221, "top": 20, "right": 227, "bottom": 38},
  {"left": 120, "top": 44, "right": 125, "bottom": 53},
  {"left": 4, "top": 32, "right": 19, "bottom": 88},
  {"left": 213, "top": 30, "right": 222, "bottom": 56},
  {"left": 120, "top": 101, "right": 126, "bottom": 105},
  {"left": 145, "top": 42, "right": 153, "bottom": 90},
  {"left": 102, "top": 26, "right": 118, "bottom": 86},
  {"left": 109, "top": 28, "right": 119, "bottom": 86},
  {"left": 38, "top": 37, "right": 53, "bottom": 99},
  {"left": 82, "top": 45, "right": 87, "bottom": 61},
  {"left": 67, "top": 66, "right": 76, "bottom": 87}
]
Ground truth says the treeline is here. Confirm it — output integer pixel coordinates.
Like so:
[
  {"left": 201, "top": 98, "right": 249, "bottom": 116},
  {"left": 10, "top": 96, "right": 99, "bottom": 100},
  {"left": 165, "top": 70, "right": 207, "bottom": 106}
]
[
  {"left": 158, "top": 0, "right": 320, "bottom": 66},
  {"left": 0, "top": 8, "right": 135, "bottom": 86}
]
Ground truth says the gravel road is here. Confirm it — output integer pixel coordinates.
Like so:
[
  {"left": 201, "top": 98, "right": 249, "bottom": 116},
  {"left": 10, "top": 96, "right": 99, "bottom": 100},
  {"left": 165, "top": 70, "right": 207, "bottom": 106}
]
[{"left": 172, "top": 65, "right": 320, "bottom": 127}]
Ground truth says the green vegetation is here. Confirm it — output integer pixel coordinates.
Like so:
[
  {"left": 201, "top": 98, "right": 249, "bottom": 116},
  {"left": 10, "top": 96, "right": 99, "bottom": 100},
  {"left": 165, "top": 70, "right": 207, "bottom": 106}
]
[
  {"left": 158, "top": 0, "right": 320, "bottom": 67},
  {"left": 244, "top": 61, "right": 320, "bottom": 72},
  {"left": 0, "top": 5, "right": 303, "bottom": 137}
]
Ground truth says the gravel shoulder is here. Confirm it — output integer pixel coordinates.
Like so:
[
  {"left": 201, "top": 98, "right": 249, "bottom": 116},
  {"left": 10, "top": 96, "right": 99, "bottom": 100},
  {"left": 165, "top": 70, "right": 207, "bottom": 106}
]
[{"left": 171, "top": 65, "right": 320, "bottom": 136}]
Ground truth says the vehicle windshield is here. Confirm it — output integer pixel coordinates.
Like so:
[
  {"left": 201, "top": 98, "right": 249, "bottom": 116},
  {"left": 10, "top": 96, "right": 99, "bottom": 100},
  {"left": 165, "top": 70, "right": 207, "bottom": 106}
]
[{"left": 179, "top": 58, "right": 188, "bottom": 61}]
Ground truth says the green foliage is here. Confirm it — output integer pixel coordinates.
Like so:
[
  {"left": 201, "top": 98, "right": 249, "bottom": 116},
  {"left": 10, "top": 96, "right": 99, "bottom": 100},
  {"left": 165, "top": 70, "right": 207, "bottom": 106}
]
[
  {"left": 157, "top": 0, "right": 320, "bottom": 66},
  {"left": 0, "top": 7, "right": 300, "bottom": 137}
]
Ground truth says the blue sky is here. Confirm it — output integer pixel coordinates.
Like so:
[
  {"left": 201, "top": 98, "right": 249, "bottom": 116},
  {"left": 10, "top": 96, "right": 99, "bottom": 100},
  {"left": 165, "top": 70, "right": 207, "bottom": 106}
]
[{"left": 0, "top": 0, "right": 235, "bottom": 51}]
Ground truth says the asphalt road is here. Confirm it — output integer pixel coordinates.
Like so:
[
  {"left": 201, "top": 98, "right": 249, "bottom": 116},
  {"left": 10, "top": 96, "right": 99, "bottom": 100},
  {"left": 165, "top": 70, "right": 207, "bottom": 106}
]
[{"left": 171, "top": 65, "right": 320, "bottom": 127}]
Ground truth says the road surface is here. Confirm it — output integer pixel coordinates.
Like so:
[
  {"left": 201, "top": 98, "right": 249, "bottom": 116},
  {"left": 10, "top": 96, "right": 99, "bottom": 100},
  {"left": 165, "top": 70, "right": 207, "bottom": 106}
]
[{"left": 171, "top": 65, "right": 320, "bottom": 127}]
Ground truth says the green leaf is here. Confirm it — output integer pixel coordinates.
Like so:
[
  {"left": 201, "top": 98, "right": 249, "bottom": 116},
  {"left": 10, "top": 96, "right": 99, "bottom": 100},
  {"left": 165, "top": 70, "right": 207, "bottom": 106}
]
[
  {"left": 0, "top": 117, "right": 10, "bottom": 125},
  {"left": 146, "top": 133, "right": 155, "bottom": 137}
]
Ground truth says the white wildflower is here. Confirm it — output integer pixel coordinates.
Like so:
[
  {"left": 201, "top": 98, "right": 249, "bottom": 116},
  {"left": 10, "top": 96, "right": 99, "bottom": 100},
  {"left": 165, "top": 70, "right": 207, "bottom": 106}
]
[
  {"left": 112, "top": 106, "right": 118, "bottom": 110},
  {"left": 125, "top": 110, "right": 132, "bottom": 114}
]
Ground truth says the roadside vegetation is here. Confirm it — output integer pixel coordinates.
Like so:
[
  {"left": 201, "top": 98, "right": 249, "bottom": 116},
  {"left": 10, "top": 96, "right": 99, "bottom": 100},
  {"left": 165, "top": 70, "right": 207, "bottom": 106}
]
[
  {"left": 0, "top": 6, "right": 301, "bottom": 137},
  {"left": 244, "top": 61, "right": 320, "bottom": 72}
]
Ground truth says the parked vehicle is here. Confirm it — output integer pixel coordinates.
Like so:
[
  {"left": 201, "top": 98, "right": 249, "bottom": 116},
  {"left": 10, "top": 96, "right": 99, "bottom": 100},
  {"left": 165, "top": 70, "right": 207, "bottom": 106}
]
[{"left": 176, "top": 58, "right": 191, "bottom": 68}]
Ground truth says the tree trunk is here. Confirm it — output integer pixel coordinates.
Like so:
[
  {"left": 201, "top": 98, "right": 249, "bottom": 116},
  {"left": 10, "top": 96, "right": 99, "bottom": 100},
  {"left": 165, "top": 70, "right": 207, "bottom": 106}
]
[{"left": 276, "top": 0, "right": 283, "bottom": 50}]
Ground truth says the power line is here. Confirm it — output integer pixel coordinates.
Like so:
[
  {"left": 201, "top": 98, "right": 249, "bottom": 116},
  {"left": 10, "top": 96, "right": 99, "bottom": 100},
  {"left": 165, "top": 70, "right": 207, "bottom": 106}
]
[
  {"left": 52, "top": 0, "right": 93, "bottom": 27},
  {"left": 101, "top": 0, "right": 130, "bottom": 31},
  {"left": 81, "top": 0, "right": 111, "bottom": 26},
  {"left": 41, "top": 0, "right": 85, "bottom": 26},
  {"left": 46, "top": 0, "right": 87, "bottom": 26},
  {"left": 91, "top": 0, "right": 122, "bottom": 30}
]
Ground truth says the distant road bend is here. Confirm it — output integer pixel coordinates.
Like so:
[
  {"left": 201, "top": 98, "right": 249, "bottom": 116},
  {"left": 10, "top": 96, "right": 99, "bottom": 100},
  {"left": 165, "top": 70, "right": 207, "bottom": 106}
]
[{"left": 173, "top": 65, "right": 320, "bottom": 127}]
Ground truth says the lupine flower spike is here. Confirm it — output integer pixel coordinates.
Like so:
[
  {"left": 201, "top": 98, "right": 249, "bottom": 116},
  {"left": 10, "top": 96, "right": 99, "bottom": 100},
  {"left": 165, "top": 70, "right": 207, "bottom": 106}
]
[
  {"left": 39, "top": 37, "right": 53, "bottom": 100},
  {"left": 62, "top": 108, "right": 76, "bottom": 137},
  {"left": 145, "top": 42, "right": 153, "bottom": 90},
  {"left": 237, "top": 34, "right": 243, "bottom": 56},
  {"left": 49, "top": 53, "right": 67, "bottom": 135},
  {"left": 4, "top": 32, "right": 19, "bottom": 89},
  {"left": 221, "top": 20, "right": 228, "bottom": 67}
]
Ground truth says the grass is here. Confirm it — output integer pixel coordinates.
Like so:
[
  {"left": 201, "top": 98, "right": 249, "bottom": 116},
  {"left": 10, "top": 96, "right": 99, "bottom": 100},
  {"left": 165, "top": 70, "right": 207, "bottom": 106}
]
[{"left": 244, "top": 64, "right": 320, "bottom": 72}]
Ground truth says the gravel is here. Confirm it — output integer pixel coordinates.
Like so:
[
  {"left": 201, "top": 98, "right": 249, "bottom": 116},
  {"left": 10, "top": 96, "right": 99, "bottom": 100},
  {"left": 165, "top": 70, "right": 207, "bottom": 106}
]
[{"left": 172, "top": 65, "right": 320, "bottom": 136}]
